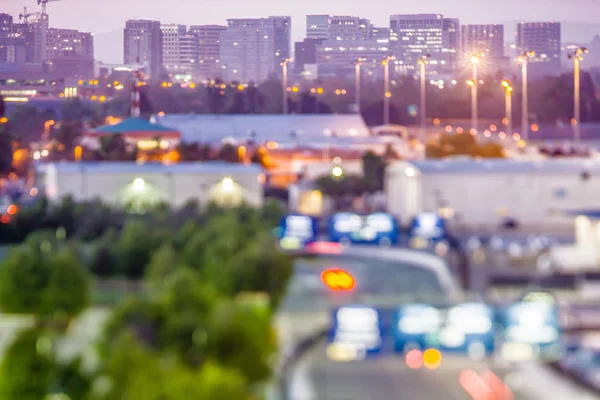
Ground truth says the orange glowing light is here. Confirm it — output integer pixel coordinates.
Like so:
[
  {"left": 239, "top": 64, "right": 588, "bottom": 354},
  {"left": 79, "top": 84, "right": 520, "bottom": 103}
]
[
  {"left": 6, "top": 204, "right": 18, "bottom": 215},
  {"left": 433, "top": 118, "right": 441, "bottom": 126},
  {"left": 385, "top": 91, "right": 392, "bottom": 98},
  {"left": 456, "top": 127, "right": 464, "bottom": 134},
  {"left": 317, "top": 88, "right": 324, "bottom": 94},
  {"left": 470, "top": 128, "right": 477, "bottom": 136},
  {"left": 320, "top": 268, "right": 356, "bottom": 291},
  {"left": 423, "top": 349, "right": 442, "bottom": 370},
  {"left": 0, "top": 117, "right": 8, "bottom": 124},
  {"left": 405, "top": 349, "right": 423, "bottom": 369},
  {"left": 490, "top": 125, "right": 497, "bottom": 132},
  {"left": 266, "top": 141, "right": 278, "bottom": 150},
  {"left": 531, "top": 124, "right": 539, "bottom": 132},
  {"left": 502, "top": 117, "right": 509, "bottom": 126},
  {"left": 445, "top": 125, "right": 452, "bottom": 133},
  {"left": 29, "top": 188, "right": 39, "bottom": 197}
]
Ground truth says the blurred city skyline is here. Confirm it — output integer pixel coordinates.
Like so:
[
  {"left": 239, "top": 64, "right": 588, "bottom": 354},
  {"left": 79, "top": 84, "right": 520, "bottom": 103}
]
[{"left": 2, "top": 0, "right": 600, "bottom": 63}]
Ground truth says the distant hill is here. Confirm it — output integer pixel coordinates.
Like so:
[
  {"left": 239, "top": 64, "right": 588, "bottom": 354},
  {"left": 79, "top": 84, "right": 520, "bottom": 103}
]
[{"left": 94, "top": 29, "right": 123, "bottom": 64}]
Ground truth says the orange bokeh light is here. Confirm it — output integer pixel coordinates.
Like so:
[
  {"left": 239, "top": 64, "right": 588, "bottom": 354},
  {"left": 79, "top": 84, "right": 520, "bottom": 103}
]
[
  {"left": 6, "top": 204, "right": 18, "bottom": 215},
  {"left": 423, "top": 348, "right": 442, "bottom": 370},
  {"left": 321, "top": 268, "right": 356, "bottom": 291}
]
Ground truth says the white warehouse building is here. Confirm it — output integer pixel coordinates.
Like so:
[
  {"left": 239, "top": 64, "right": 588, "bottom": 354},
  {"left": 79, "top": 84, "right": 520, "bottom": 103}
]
[
  {"left": 386, "top": 159, "right": 600, "bottom": 231},
  {"left": 40, "top": 162, "right": 264, "bottom": 210}
]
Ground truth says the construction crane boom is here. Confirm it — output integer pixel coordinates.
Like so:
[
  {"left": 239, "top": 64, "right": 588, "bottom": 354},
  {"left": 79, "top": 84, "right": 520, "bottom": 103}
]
[{"left": 37, "top": 0, "right": 61, "bottom": 15}]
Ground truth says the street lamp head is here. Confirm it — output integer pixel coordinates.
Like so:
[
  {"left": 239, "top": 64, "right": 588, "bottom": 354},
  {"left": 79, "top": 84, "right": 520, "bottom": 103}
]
[
  {"left": 501, "top": 79, "right": 511, "bottom": 88},
  {"left": 466, "top": 79, "right": 475, "bottom": 87},
  {"left": 470, "top": 55, "right": 480, "bottom": 64},
  {"left": 507, "top": 86, "right": 513, "bottom": 92}
]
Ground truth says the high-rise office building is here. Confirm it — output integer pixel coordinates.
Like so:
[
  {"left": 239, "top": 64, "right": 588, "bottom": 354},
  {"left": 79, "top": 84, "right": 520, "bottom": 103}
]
[
  {"left": 307, "top": 15, "right": 371, "bottom": 41},
  {"left": 443, "top": 18, "right": 460, "bottom": 68},
  {"left": 45, "top": 28, "right": 94, "bottom": 77},
  {"left": 516, "top": 22, "right": 561, "bottom": 77},
  {"left": 0, "top": 14, "right": 13, "bottom": 34},
  {"left": 294, "top": 38, "right": 323, "bottom": 73},
  {"left": 371, "top": 27, "right": 391, "bottom": 41},
  {"left": 461, "top": 24, "right": 504, "bottom": 61},
  {"left": 0, "top": 13, "right": 26, "bottom": 64},
  {"left": 220, "top": 16, "right": 290, "bottom": 83},
  {"left": 189, "top": 25, "right": 226, "bottom": 80},
  {"left": 12, "top": 22, "right": 37, "bottom": 63},
  {"left": 315, "top": 40, "right": 392, "bottom": 78},
  {"left": 390, "top": 14, "right": 459, "bottom": 75},
  {"left": 161, "top": 24, "right": 186, "bottom": 72},
  {"left": 124, "top": 20, "right": 163, "bottom": 79}
]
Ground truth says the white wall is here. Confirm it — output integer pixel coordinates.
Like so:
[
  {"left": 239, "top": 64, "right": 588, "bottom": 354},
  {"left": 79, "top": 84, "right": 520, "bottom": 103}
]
[
  {"left": 45, "top": 168, "right": 264, "bottom": 209},
  {"left": 386, "top": 162, "right": 600, "bottom": 230}
]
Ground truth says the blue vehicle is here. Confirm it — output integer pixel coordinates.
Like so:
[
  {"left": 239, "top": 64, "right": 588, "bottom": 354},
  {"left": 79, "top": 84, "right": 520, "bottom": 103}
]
[
  {"left": 408, "top": 212, "right": 447, "bottom": 247},
  {"left": 328, "top": 212, "right": 399, "bottom": 246},
  {"left": 394, "top": 304, "right": 442, "bottom": 352},
  {"left": 327, "top": 305, "right": 384, "bottom": 361},
  {"left": 500, "top": 300, "right": 562, "bottom": 362},
  {"left": 394, "top": 302, "right": 495, "bottom": 358},
  {"left": 278, "top": 214, "right": 318, "bottom": 250}
]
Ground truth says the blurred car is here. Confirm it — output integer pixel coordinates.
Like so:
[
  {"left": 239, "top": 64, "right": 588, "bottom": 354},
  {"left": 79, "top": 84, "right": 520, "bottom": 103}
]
[{"left": 328, "top": 212, "right": 399, "bottom": 247}]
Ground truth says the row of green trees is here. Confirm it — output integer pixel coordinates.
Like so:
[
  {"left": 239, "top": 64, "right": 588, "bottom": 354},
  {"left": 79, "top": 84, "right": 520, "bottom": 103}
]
[{"left": 0, "top": 201, "right": 293, "bottom": 399}]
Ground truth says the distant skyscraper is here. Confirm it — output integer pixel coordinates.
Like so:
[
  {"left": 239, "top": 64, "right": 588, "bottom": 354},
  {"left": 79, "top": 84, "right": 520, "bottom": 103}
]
[
  {"left": 315, "top": 40, "right": 392, "bottom": 78},
  {"left": 306, "top": 15, "right": 371, "bottom": 41},
  {"left": 0, "top": 14, "right": 13, "bottom": 34},
  {"left": 45, "top": 28, "right": 94, "bottom": 77},
  {"left": 371, "top": 27, "right": 391, "bottom": 41},
  {"left": 390, "top": 14, "right": 459, "bottom": 75},
  {"left": 443, "top": 18, "right": 460, "bottom": 68},
  {"left": 124, "top": 20, "right": 163, "bottom": 79},
  {"left": 516, "top": 22, "right": 561, "bottom": 77},
  {"left": 294, "top": 38, "right": 323, "bottom": 73},
  {"left": 0, "top": 13, "right": 26, "bottom": 64},
  {"left": 12, "top": 22, "right": 37, "bottom": 63},
  {"left": 220, "top": 16, "right": 290, "bottom": 83},
  {"left": 189, "top": 25, "right": 226, "bottom": 80},
  {"left": 461, "top": 24, "right": 504, "bottom": 61},
  {"left": 158, "top": 24, "right": 199, "bottom": 78}
]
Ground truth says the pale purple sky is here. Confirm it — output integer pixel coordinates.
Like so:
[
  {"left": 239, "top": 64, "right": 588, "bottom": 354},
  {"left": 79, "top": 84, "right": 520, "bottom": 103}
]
[{"left": 2, "top": 0, "right": 599, "bottom": 63}]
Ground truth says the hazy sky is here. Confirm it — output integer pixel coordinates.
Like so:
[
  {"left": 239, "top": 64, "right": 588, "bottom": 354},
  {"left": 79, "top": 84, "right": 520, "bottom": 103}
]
[{"left": 2, "top": 0, "right": 599, "bottom": 63}]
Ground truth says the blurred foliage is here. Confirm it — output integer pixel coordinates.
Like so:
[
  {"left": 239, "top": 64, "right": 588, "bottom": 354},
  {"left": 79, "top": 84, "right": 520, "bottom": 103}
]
[
  {"left": 0, "top": 200, "right": 291, "bottom": 399},
  {"left": 0, "top": 244, "right": 89, "bottom": 317},
  {"left": 425, "top": 133, "right": 505, "bottom": 159}
]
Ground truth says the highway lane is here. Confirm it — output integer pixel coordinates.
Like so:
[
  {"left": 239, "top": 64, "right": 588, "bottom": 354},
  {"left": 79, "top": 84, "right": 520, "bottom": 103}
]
[
  {"left": 294, "top": 340, "right": 600, "bottom": 400},
  {"left": 281, "top": 250, "right": 600, "bottom": 400}
]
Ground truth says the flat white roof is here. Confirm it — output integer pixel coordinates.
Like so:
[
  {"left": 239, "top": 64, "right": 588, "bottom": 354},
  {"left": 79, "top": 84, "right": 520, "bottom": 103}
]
[
  {"left": 390, "top": 158, "right": 600, "bottom": 175},
  {"left": 41, "top": 161, "right": 263, "bottom": 175},
  {"left": 155, "top": 114, "right": 370, "bottom": 144}
]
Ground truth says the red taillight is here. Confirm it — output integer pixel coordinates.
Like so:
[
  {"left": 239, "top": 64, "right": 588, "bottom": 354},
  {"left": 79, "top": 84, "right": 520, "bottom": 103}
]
[
  {"left": 321, "top": 268, "right": 355, "bottom": 291},
  {"left": 305, "top": 241, "right": 344, "bottom": 255},
  {"left": 0, "top": 214, "right": 11, "bottom": 224}
]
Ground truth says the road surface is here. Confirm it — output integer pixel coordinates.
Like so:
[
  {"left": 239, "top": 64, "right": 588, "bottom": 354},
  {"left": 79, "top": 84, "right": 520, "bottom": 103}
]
[
  {"left": 280, "top": 249, "right": 600, "bottom": 400},
  {"left": 292, "top": 340, "right": 600, "bottom": 400}
]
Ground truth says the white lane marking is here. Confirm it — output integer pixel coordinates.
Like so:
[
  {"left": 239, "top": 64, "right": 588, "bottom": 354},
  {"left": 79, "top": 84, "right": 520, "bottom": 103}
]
[
  {"left": 289, "top": 355, "right": 317, "bottom": 400},
  {"left": 518, "top": 362, "right": 600, "bottom": 400}
]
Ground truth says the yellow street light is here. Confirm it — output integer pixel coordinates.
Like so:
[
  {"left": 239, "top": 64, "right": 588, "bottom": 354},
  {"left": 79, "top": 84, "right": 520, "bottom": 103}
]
[
  {"left": 501, "top": 80, "right": 510, "bottom": 88},
  {"left": 466, "top": 79, "right": 475, "bottom": 87}
]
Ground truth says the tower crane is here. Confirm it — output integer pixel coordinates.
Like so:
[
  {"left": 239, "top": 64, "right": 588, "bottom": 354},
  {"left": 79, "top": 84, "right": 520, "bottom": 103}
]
[
  {"left": 19, "top": 6, "right": 37, "bottom": 23},
  {"left": 37, "top": 0, "right": 61, "bottom": 15}
]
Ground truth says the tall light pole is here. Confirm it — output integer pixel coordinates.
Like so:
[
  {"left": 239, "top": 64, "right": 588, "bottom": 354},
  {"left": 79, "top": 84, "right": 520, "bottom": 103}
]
[
  {"left": 469, "top": 53, "right": 483, "bottom": 132},
  {"left": 568, "top": 47, "right": 589, "bottom": 143},
  {"left": 501, "top": 80, "right": 513, "bottom": 137},
  {"left": 418, "top": 54, "right": 431, "bottom": 143},
  {"left": 280, "top": 57, "right": 292, "bottom": 114},
  {"left": 353, "top": 57, "right": 366, "bottom": 114},
  {"left": 517, "top": 51, "right": 535, "bottom": 142},
  {"left": 382, "top": 55, "right": 395, "bottom": 126}
]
